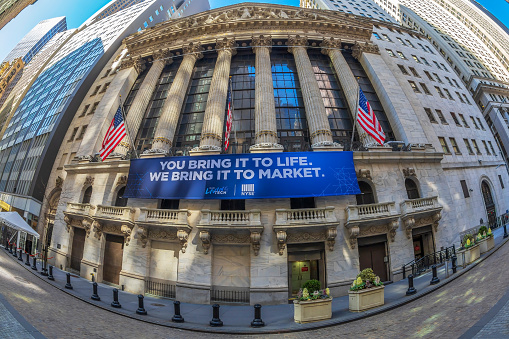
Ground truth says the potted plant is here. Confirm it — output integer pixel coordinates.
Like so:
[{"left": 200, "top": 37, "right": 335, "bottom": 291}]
[
  {"left": 478, "top": 226, "right": 494, "bottom": 254},
  {"left": 457, "top": 234, "right": 481, "bottom": 266},
  {"left": 348, "top": 268, "right": 384, "bottom": 312},
  {"left": 293, "top": 279, "right": 332, "bottom": 324}
]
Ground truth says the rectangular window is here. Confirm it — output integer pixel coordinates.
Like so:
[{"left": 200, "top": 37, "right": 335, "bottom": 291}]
[
  {"left": 463, "top": 94, "right": 471, "bottom": 104},
  {"left": 424, "top": 108, "right": 437, "bottom": 123},
  {"left": 436, "top": 109, "right": 447, "bottom": 124},
  {"left": 386, "top": 49, "right": 396, "bottom": 57},
  {"left": 433, "top": 61, "right": 442, "bottom": 70},
  {"left": 405, "top": 39, "right": 415, "bottom": 48},
  {"left": 456, "top": 92, "right": 465, "bottom": 103},
  {"left": 433, "top": 73, "right": 443, "bottom": 83},
  {"left": 443, "top": 88, "right": 453, "bottom": 100},
  {"left": 421, "top": 57, "right": 430, "bottom": 65},
  {"left": 470, "top": 116, "right": 479, "bottom": 129},
  {"left": 460, "top": 180, "right": 470, "bottom": 198},
  {"left": 89, "top": 102, "right": 99, "bottom": 115},
  {"left": 409, "top": 81, "right": 421, "bottom": 93},
  {"left": 464, "top": 139, "right": 474, "bottom": 154},
  {"left": 477, "top": 117, "right": 485, "bottom": 130},
  {"left": 451, "top": 112, "right": 460, "bottom": 125},
  {"left": 420, "top": 83, "right": 431, "bottom": 95},
  {"left": 449, "top": 137, "right": 461, "bottom": 154},
  {"left": 58, "top": 153, "right": 68, "bottom": 168},
  {"left": 482, "top": 140, "right": 491, "bottom": 155},
  {"left": 397, "top": 51, "right": 407, "bottom": 59},
  {"left": 90, "top": 85, "right": 101, "bottom": 96},
  {"left": 398, "top": 64, "right": 409, "bottom": 75},
  {"left": 80, "top": 104, "right": 90, "bottom": 117},
  {"left": 396, "top": 37, "right": 406, "bottom": 45},
  {"left": 102, "top": 69, "right": 111, "bottom": 78},
  {"left": 373, "top": 32, "right": 382, "bottom": 40},
  {"left": 435, "top": 86, "right": 445, "bottom": 98},
  {"left": 77, "top": 125, "right": 88, "bottom": 140},
  {"left": 499, "top": 175, "right": 505, "bottom": 189},
  {"left": 439, "top": 137, "right": 451, "bottom": 154},
  {"left": 424, "top": 70, "right": 434, "bottom": 81},
  {"left": 99, "top": 82, "right": 111, "bottom": 93},
  {"left": 472, "top": 139, "right": 481, "bottom": 154},
  {"left": 459, "top": 114, "right": 469, "bottom": 127},
  {"left": 412, "top": 55, "right": 421, "bottom": 63},
  {"left": 409, "top": 67, "right": 420, "bottom": 77},
  {"left": 382, "top": 34, "right": 392, "bottom": 42},
  {"left": 488, "top": 141, "right": 496, "bottom": 155},
  {"left": 68, "top": 127, "right": 79, "bottom": 142},
  {"left": 452, "top": 79, "right": 460, "bottom": 87}
]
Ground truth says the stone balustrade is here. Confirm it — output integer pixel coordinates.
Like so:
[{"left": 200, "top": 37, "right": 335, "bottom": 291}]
[
  {"left": 346, "top": 202, "right": 398, "bottom": 223},
  {"left": 95, "top": 205, "right": 135, "bottom": 223},
  {"left": 137, "top": 208, "right": 189, "bottom": 225},
  {"left": 274, "top": 206, "right": 336, "bottom": 226},
  {"left": 66, "top": 202, "right": 94, "bottom": 216},
  {"left": 400, "top": 196, "right": 440, "bottom": 216},
  {"left": 400, "top": 196, "right": 443, "bottom": 238},
  {"left": 199, "top": 209, "right": 261, "bottom": 227}
]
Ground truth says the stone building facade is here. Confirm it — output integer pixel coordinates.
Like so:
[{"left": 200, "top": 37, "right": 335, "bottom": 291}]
[{"left": 42, "top": 4, "right": 509, "bottom": 305}]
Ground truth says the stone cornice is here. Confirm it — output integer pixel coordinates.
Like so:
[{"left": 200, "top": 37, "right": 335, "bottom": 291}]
[{"left": 122, "top": 3, "right": 374, "bottom": 59}]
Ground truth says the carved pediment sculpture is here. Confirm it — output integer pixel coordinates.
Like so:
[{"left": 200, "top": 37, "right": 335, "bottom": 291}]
[
  {"left": 402, "top": 168, "right": 416, "bottom": 177},
  {"left": 200, "top": 230, "right": 211, "bottom": 254},
  {"left": 84, "top": 176, "right": 94, "bottom": 187},
  {"left": 357, "top": 169, "right": 372, "bottom": 180}
]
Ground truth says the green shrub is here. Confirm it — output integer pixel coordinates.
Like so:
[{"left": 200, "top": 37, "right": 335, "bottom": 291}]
[
  {"left": 478, "top": 226, "right": 488, "bottom": 236},
  {"left": 357, "top": 268, "right": 376, "bottom": 282},
  {"left": 302, "top": 279, "right": 321, "bottom": 293}
]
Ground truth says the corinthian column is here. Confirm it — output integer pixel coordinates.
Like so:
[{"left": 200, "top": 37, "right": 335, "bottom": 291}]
[
  {"left": 287, "top": 36, "right": 342, "bottom": 151},
  {"left": 114, "top": 50, "right": 172, "bottom": 157},
  {"left": 145, "top": 43, "right": 204, "bottom": 157},
  {"left": 249, "top": 35, "right": 283, "bottom": 153},
  {"left": 191, "top": 38, "right": 237, "bottom": 156},
  {"left": 320, "top": 38, "right": 378, "bottom": 147}
]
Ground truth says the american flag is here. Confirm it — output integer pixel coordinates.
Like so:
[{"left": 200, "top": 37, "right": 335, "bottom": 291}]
[
  {"left": 100, "top": 106, "right": 126, "bottom": 161},
  {"left": 224, "top": 82, "right": 233, "bottom": 151},
  {"left": 357, "top": 87, "right": 385, "bottom": 145}
]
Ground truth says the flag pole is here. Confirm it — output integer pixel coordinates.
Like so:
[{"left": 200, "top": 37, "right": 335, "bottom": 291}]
[
  {"left": 350, "top": 78, "right": 361, "bottom": 150},
  {"left": 118, "top": 95, "right": 138, "bottom": 159}
]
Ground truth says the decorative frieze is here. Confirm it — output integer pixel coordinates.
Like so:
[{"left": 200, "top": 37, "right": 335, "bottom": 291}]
[
  {"left": 351, "top": 41, "right": 380, "bottom": 60},
  {"left": 119, "top": 56, "right": 145, "bottom": 73}
]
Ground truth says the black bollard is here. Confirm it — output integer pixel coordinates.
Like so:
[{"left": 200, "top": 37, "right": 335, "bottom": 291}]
[
  {"left": 402, "top": 265, "right": 406, "bottom": 279},
  {"left": 451, "top": 255, "right": 457, "bottom": 274},
  {"left": 111, "top": 288, "right": 121, "bottom": 308},
  {"left": 136, "top": 294, "right": 147, "bottom": 315},
  {"left": 406, "top": 274, "right": 417, "bottom": 295},
  {"left": 31, "top": 256, "right": 37, "bottom": 271},
  {"left": 18, "top": 249, "right": 23, "bottom": 261},
  {"left": 12, "top": 244, "right": 18, "bottom": 257},
  {"left": 48, "top": 265, "right": 54, "bottom": 280},
  {"left": 251, "top": 304, "right": 265, "bottom": 328},
  {"left": 91, "top": 282, "right": 101, "bottom": 301},
  {"left": 4, "top": 239, "right": 8, "bottom": 250},
  {"left": 25, "top": 253, "right": 30, "bottom": 266},
  {"left": 171, "top": 301, "right": 184, "bottom": 323},
  {"left": 210, "top": 304, "right": 223, "bottom": 327},
  {"left": 41, "top": 260, "right": 48, "bottom": 276},
  {"left": 430, "top": 265, "right": 440, "bottom": 285},
  {"left": 65, "top": 272, "right": 73, "bottom": 289},
  {"left": 504, "top": 224, "right": 508, "bottom": 239},
  {"left": 9, "top": 242, "right": 13, "bottom": 254}
]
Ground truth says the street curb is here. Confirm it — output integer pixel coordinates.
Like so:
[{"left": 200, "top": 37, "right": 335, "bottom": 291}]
[
  {"left": 4, "top": 235, "right": 509, "bottom": 335},
  {"left": 0, "top": 293, "right": 47, "bottom": 339}
]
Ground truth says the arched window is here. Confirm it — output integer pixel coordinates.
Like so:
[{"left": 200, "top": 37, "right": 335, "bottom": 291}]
[
  {"left": 114, "top": 186, "right": 128, "bottom": 207},
  {"left": 356, "top": 181, "right": 375, "bottom": 205},
  {"left": 481, "top": 180, "right": 496, "bottom": 227},
  {"left": 82, "top": 186, "right": 92, "bottom": 204},
  {"left": 405, "top": 179, "right": 420, "bottom": 200}
]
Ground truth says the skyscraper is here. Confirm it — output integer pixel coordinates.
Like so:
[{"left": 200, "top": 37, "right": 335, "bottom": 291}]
[
  {"left": 0, "top": 0, "right": 37, "bottom": 30},
  {"left": 0, "top": 0, "right": 210, "bottom": 224}
]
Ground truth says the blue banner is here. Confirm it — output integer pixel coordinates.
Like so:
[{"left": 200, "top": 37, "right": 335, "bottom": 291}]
[{"left": 124, "top": 151, "right": 360, "bottom": 200}]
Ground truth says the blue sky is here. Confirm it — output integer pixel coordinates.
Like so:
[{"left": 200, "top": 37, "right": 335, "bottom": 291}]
[{"left": 0, "top": 0, "right": 507, "bottom": 62}]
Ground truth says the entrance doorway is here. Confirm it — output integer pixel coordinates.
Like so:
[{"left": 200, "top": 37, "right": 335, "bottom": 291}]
[
  {"left": 481, "top": 180, "right": 497, "bottom": 227},
  {"left": 412, "top": 225, "right": 435, "bottom": 260},
  {"left": 70, "top": 227, "right": 86, "bottom": 272},
  {"left": 103, "top": 234, "right": 124, "bottom": 285},
  {"left": 358, "top": 235, "right": 388, "bottom": 282},
  {"left": 287, "top": 243, "right": 325, "bottom": 298}
]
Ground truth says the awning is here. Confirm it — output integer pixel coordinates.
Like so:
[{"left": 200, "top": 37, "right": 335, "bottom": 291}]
[{"left": 0, "top": 212, "right": 39, "bottom": 238}]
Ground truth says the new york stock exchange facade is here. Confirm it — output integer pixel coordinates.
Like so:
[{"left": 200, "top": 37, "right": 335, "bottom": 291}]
[{"left": 44, "top": 4, "right": 509, "bottom": 305}]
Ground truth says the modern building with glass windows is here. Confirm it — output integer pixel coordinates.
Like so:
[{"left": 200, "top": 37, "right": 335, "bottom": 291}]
[
  {"left": 0, "top": 0, "right": 37, "bottom": 30},
  {"left": 42, "top": 4, "right": 509, "bottom": 306},
  {"left": 0, "top": 0, "right": 209, "bottom": 229}
]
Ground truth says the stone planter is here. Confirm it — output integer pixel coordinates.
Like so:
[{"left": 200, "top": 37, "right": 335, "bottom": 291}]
[
  {"left": 457, "top": 243, "right": 480, "bottom": 266},
  {"left": 293, "top": 298, "right": 332, "bottom": 323},
  {"left": 348, "top": 285, "right": 385, "bottom": 312},
  {"left": 479, "top": 236, "right": 495, "bottom": 254}
]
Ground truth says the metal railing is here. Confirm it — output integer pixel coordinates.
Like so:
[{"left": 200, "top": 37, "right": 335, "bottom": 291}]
[
  {"left": 402, "top": 245, "right": 456, "bottom": 279},
  {"left": 144, "top": 278, "right": 176, "bottom": 299},
  {"left": 211, "top": 288, "right": 250, "bottom": 304}
]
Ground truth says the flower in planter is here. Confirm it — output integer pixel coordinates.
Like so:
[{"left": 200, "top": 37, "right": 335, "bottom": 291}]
[
  {"left": 350, "top": 268, "right": 384, "bottom": 291},
  {"left": 488, "top": 228, "right": 492, "bottom": 236},
  {"left": 302, "top": 288, "right": 309, "bottom": 299},
  {"left": 325, "top": 288, "right": 330, "bottom": 297},
  {"left": 466, "top": 238, "right": 471, "bottom": 247}
]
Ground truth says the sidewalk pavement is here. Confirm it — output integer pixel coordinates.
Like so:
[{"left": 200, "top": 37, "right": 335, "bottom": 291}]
[{"left": 3, "top": 227, "right": 508, "bottom": 335}]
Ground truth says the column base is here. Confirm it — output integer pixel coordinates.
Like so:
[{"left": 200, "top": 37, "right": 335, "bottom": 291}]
[
  {"left": 189, "top": 145, "right": 221, "bottom": 156},
  {"left": 140, "top": 149, "right": 168, "bottom": 158},
  {"left": 312, "top": 141, "right": 344, "bottom": 152},
  {"left": 249, "top": 143, "right": 284, "bottom": 153}
]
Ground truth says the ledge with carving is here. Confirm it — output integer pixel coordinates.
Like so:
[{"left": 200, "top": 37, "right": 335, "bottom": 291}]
[
  {"left": 273, "top": 206, "right": 339, "bottom": 255},
  {"left": 63, "top": 202, "right": 96, "bottom": 237},
  {"left": 400, "top": 196, "right": 443, "bottom": 238},
  {"left": 344, "top": 202, "right": 400, "bottom": 249},
  {"left": 135, "top": 208, "right": 192, "bottom": 252},
  {"left": 196, "top": 209, "right": 263, "bottom": 256}
]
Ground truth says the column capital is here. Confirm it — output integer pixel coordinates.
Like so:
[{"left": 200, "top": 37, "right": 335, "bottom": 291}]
[
  {"left": 216, "top": 37, "right": 238, "bottom": 56},
  {"left": 153, "top": 49, "right": 173, "bottom": 64},
  {"left": 182, "top": 42, "right": 204, "bottom": 60},
  {"left": 119, "top": 56, "right": 145, "bottom": 73},
  {"left": 287, "top": 35, "right": 308, "bottom": 54},
  {"left": 320, "top": 37, "right": 342, "bottom": 56},
  {"left": 251, "top": 35, "right": 272, "bottom": 52},
  {"left": 351, "top": 41, "right": 380, "bottom": 60}
]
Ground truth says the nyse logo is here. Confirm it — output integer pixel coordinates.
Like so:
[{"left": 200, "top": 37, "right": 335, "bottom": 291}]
[{"left": 241, "top": 184, "right": 255, "bottom": 196}]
